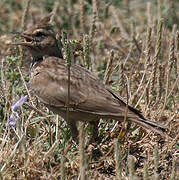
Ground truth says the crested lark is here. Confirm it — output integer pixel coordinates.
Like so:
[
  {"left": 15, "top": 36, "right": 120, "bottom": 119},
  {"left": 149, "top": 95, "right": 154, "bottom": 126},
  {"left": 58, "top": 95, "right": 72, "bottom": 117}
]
[{"left": 14, "top": 14, "right": 167, "bottom": 141}]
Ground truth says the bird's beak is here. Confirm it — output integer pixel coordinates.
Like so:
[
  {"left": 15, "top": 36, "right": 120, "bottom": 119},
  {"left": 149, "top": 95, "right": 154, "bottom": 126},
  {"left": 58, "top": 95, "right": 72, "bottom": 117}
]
[
  {"left": 10, "top": 34, "right": 34, "bottom": 46},
  {"left": 21, "top": 34, "right": 34, "bottom": 42}
]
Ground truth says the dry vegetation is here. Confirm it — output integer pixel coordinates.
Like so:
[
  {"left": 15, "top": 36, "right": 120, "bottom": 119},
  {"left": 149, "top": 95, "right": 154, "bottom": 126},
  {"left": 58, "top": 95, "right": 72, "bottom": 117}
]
[{"left": 0, "top": 0, "right": 178, "bottom": 179}]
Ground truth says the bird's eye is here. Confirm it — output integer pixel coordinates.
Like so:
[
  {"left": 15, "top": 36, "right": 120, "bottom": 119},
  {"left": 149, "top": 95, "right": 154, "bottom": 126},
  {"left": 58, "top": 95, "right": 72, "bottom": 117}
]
[{"left": 35, "top": 31, "right": 45, "bottom": 37}]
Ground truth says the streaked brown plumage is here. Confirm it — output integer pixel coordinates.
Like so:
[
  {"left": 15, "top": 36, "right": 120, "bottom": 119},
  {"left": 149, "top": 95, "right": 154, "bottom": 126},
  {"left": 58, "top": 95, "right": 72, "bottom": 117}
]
[{"left": 15, "top": 14, "right": 167, "bottom": 141}]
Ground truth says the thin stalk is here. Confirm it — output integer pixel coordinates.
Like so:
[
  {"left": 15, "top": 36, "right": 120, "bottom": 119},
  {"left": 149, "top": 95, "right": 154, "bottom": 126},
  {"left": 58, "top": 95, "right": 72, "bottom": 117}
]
[
  {"left": 79, "top": 122, "right": 86, "bottom": 180},
  {"left": 61, "top": 32, "right": 71, "bottom": 128},
  {"left": 154, "top": 146, "right": 159, "bottom": 180},
  {"left": 149, "top": 19, "right": 163, "bottom": 106},
  {"left": 79, "top": 0, "right": 85, "bottom": 33},
  {"left": 60, "top": 155, "right": 66, "bottom": 180},
  {"left": 83, "top": 35, "right": 90, "bottom": 69},
  {"left": 161, "top": 34, "right": 175, "bottom": 114},
  {"left": 143, "top": 162, "right": 149, "bottom": 180},
  {"left": 104, "top": 50, "right": 114, "bottom": 85},
  {"left": 128, "top": 155, "right": 135, "bottom": 180},
  {"left": 21, "top": 0, "right": 32, "bottom": 31},
  {"left": 114, "top": 139, "right": 122, "bottom": 180}
]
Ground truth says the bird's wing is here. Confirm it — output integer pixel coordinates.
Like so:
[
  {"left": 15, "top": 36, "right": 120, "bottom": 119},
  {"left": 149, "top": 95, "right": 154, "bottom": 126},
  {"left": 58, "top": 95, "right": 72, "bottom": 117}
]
[{"left": 30, "top": 57, "right": 139, "bottom": 118}]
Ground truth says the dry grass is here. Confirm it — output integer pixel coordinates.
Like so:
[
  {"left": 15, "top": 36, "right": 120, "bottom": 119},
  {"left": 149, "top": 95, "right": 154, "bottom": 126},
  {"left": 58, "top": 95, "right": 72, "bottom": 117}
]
[{"left": 0, "top": 0, "right": 178, "bottom": 179}]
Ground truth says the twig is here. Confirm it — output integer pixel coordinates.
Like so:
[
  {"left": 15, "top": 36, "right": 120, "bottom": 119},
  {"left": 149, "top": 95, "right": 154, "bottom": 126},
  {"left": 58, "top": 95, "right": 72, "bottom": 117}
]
[
  {"left": 114, "top": 139, "right": 122, "bottom": 180},
  {"left": 143, "top": 161, "right": 149, "bottom": 180},
  {"left": 170, "top": 158, "right": 177, "bottom": 180},
  {"left": 79, "top": 0, "right": 85, "bottom": 33},
  {"left": 97, "top": 145, "right": 114, "bottom": 168},
  {"left": 161, "top": 34, "right": 175, "bottom": 114},
  {"left": 61, "top": 32, "right": 71, "bottom": 126},
  {"left": 21, "top": 0, "right": 32, "bottom": 31},
  {"left": 148, "top": 19, "right": 163, "bottom": 106},
  {"left": 83, "top": 34, "right": 90, "bottom": 69},
  {"left": 50, "top": 1, "right": 59, "bottom": 23},
  {"left": 79, "top": 122, "right": 86, "bottom": 180},
  {"left": 60, "top": 155, "right": 66, "bottom": 180},
  {"left": 89, "top": 0, "right": 98, "bottom": 45},
  {"left": 128, "top": 155, "right": 135, "bottom": 180},
  {"left": 154, "top": 146, "right": 159, "bottom": 180},
  {"left": 17, "top": 66, "right": 34, "bottom": 106},
  {"left": 104, "top": 50, "right": 114, "bottom": 84},
  {"left": 118, "top": 75, "right": 129, "bottom": 139}
]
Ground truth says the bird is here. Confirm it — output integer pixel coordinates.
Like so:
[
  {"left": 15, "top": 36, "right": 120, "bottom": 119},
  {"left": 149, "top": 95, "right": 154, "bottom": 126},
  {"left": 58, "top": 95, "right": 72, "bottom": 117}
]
[{"left": 13, "top": 14, "right": 167, "bottom": 142}]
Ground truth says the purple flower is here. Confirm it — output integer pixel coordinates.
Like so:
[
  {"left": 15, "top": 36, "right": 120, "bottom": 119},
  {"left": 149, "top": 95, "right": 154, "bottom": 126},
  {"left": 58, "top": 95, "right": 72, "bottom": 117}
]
[
  {"left": 9, "top": 114, "right": 16, "bottom": 128},
  {"left": 7, "top": 95, "right": 28, "bottom": 128},
  {"left": 11, "top": 95, "right": 28, "bottom": 112}
]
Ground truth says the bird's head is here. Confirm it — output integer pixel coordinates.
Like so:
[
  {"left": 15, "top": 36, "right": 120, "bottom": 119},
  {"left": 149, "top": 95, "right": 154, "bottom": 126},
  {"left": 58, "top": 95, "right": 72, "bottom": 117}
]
[{"left": 14, "top": 13, "right": 63, "bottom": 61}]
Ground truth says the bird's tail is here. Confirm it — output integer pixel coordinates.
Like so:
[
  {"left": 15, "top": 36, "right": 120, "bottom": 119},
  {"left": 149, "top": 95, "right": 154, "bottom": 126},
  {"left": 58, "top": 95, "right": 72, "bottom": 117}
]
[
  {"left": 107, "top": 88, "right": 168, "bottom": 137},
  {"left": 128, "top": 117, "right": 167, "bottom": 137}
]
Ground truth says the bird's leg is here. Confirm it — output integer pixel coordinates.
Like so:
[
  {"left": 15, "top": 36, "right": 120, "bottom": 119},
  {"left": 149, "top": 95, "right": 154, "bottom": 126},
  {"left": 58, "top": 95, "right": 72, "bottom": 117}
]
[
  {"left": 89, "top": 120, "right": 99, "bottom": 144},
  {"left": 67, "top": 120, "right": 79, "bottom": 142}
]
